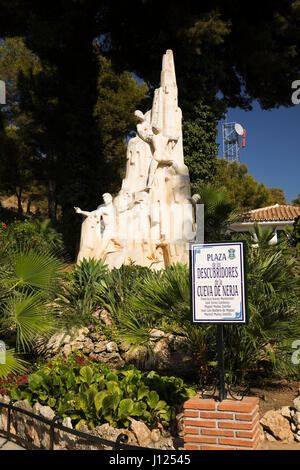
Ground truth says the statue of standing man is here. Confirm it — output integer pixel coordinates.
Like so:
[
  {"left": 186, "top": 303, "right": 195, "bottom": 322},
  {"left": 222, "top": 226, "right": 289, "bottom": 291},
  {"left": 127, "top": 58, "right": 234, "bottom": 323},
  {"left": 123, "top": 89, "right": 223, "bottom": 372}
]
[{"left": 75, "top": 193, "right": 117, "bottom": 262}]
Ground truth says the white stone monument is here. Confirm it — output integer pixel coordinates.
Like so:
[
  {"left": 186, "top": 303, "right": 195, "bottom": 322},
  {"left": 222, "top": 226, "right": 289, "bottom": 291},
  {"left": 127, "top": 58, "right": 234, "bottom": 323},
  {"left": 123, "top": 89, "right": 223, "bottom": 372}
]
[{"left": 75, "top": 50, "right": 198, "bottom": 269}]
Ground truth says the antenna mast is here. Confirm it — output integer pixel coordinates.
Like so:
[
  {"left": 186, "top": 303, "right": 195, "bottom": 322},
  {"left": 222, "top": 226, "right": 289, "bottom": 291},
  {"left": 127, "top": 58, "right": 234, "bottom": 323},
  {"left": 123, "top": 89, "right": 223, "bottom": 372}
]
[{"left": 222, "top": 117, "right": 244, "bottom": 162}]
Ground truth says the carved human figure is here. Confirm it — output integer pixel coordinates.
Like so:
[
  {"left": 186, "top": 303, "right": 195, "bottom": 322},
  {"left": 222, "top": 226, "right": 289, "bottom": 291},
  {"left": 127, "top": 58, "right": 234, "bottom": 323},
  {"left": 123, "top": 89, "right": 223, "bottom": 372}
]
[
  {"left": 134, "top": 110, "right": 179, "bottom": 189},
  {"left": 75, "top": 193, "right": 117, "bottom": 261},
  {"left": 122, "top": 132, "right": 152, "bottom": 193},
  {"left": 113, "top": 190, "right": 134, "bottom": 242}
]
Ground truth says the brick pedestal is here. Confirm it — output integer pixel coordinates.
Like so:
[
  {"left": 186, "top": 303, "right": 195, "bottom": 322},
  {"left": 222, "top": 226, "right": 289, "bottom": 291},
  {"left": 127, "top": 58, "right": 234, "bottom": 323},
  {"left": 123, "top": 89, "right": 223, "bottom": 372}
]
[{"left": 184, "top": 396, "right": 260, "bottom": 450}]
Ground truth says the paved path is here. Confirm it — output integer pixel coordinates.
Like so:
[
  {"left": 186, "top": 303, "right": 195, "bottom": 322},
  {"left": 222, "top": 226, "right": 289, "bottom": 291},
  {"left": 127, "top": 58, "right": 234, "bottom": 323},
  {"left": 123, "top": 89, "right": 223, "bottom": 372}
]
[{"left": 0, "top": 437, "right": 24, "bottom": 450}]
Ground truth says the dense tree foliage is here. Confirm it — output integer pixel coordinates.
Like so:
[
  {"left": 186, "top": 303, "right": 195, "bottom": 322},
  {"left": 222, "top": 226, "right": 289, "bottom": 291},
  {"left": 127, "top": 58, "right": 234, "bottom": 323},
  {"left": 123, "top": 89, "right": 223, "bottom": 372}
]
[
  {"left": 0, "top": 0, "right": 299, "bottom": 254},
  {"left": 183, "top": 102, "right": 219, "bottom": 191},
  {"left": 292, "top": 192, "right": 300, "bottom": 206},
  {"left": 267, "top": 188, "right": 287, "bottom": 206},
  {"left": 215, "top": 159, "right": 277, "bottom": 212}
]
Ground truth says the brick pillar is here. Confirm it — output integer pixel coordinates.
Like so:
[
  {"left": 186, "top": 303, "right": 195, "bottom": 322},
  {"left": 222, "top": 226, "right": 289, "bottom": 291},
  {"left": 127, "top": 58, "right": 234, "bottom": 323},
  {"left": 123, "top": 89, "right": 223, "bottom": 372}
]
[{"left": 184, "top": 396, "right": 260, "bottom": 450}]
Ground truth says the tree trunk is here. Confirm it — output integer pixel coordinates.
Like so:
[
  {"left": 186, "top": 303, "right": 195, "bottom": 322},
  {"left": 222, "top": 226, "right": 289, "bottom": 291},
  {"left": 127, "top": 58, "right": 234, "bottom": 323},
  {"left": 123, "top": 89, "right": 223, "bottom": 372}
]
[
  {"left": 26, "top": 197, "right": 32, "bottom": 215},
  {"left": 48, "top": 179, "right": 57, "bottom": 223},
  {"left": 47, "top": 149, "right": 58, "bottom": 223},
  {"left": 15, "top": 189, "right": 23, "bottom": 216}
]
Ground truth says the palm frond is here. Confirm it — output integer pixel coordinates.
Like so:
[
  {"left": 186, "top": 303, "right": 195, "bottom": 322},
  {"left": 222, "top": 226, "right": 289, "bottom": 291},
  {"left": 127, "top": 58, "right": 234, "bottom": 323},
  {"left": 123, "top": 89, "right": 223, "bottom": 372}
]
[
  {"left": 8, "top": 248, "right": 64, "bottom": 294},
  {"left": 5, "top": 291, "right": 55, "bottom": 350},
  {"left": 0, "top": 348, "right": 27, "bottom": 379}
]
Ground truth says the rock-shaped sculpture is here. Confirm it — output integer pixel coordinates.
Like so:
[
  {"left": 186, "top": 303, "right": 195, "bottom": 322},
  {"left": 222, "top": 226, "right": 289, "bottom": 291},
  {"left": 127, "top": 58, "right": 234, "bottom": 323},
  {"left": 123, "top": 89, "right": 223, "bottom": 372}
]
[{"left": 75, "top": 50, "right": 196, "bottom": 269}]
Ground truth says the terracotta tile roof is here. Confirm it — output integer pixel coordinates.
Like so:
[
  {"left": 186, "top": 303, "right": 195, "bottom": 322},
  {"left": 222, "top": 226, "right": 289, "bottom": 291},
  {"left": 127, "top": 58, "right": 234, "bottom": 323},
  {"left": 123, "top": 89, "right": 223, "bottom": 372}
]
[{"left": 241, "top": 204, "right": 300, "bottom": 222}]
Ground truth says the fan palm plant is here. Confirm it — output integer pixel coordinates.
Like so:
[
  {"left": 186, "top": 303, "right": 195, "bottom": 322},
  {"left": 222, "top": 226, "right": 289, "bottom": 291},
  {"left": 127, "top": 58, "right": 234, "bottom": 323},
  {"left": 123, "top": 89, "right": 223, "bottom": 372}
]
[{"left": 0, "top": 244, "right": 64, "bottom": 378}]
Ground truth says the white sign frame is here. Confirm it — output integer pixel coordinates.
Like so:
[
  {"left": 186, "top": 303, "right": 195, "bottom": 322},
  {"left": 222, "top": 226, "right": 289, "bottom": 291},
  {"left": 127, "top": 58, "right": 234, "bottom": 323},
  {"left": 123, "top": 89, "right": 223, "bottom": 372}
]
[{"left": 190, "top": 241, "right": 247, "bottom": 324}]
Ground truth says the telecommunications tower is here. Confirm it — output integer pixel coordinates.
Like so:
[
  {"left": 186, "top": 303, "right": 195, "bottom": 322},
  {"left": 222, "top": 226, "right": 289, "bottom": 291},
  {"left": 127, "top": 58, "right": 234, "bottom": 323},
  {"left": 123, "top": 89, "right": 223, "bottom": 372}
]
[{"left": 222, "top": 117, "right": 245, "bottom": 162}]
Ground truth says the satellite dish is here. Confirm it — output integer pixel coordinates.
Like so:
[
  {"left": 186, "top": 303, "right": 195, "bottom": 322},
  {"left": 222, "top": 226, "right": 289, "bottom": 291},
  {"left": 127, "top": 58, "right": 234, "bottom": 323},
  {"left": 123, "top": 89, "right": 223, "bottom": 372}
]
[{"left": 234, "top": 123, "right": 243, "bottom": 136}]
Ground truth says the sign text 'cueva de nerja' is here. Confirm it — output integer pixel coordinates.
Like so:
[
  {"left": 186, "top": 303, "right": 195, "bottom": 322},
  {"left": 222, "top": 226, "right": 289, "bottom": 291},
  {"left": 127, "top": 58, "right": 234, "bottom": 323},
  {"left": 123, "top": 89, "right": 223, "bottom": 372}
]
[{"left": 190, "top": 241, "right": 247, "bottom": 324}]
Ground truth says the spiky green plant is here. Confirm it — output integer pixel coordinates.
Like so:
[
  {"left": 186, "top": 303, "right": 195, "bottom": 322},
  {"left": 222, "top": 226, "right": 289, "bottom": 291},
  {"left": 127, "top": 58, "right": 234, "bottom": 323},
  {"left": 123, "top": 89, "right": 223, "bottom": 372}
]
[
  {"left": 56, "top": 258, "right": 109, "bottom": 327},
  {"left": 250, "top": 222, "right": 277, "bottom": 249}
]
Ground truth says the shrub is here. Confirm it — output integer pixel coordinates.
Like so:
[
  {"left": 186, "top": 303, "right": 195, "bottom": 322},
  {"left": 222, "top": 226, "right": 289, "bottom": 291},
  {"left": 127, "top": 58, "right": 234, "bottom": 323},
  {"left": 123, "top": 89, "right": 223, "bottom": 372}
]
[
  {"left": 0, "top": 218, "right": 64, "bottom": 254},
  {"left": 5, "top": 352, "right": 195, "bottom": 430}
]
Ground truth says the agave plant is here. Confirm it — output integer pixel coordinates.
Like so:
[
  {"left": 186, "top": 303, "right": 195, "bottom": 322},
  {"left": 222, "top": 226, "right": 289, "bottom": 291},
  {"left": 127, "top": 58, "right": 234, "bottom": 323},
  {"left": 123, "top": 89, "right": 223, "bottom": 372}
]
[{"left": 56, "top": 258, "right": 109, "bottom": 327}]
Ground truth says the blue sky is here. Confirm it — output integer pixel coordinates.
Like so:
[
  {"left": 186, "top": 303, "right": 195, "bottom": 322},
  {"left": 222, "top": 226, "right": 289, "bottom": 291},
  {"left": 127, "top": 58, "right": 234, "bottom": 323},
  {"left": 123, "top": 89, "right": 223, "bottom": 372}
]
[{"left": 216, "top": 101, "right": 300, "bottom": 204}]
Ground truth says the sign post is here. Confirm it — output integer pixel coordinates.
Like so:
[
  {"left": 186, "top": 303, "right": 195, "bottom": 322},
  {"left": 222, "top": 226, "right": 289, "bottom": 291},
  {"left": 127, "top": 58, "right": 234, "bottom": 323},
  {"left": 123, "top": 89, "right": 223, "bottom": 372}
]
[{"left": 190, "top": 241, "right": 247, "bottom": 400}]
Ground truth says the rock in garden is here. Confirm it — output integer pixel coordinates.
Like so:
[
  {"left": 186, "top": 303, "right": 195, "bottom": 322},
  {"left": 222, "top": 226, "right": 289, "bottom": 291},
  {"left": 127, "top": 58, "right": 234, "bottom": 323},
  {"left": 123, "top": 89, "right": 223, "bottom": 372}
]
[
  {"left": 260, "top": 410, "right": 295, "bottom": 442},
  {"left": 280, "top": 406, "right": 292, "bottom": 420},
  {"left": 175, "top": 412, "right": 184, "bottom": 437},
  {"left": 90, "top": 332, "right": 106, "bottom": 341},
  {"left": 118, "top": 340, "right": 131, "bottom": 353},
  {"left": 130, "top": 420, "right": 152, "bottom": 447},
  {"left": 39, "top": 406, "right": 55, "bottom": 421},
  {"left": 62, "top": 335, "right": 71, "bottom": 344},
  {"left": 294, "top": 396, "right": 300, "bottom": 412},
  {"left": 94, "top": 341, "right": 107, "bottom": 353},
  {"left": 82, "top": 338, "right": 94, "bottom": 354},
  {"left": 106, "top": 341, "right": 118, "bottom": 353},
  {"left": 98, "top": 309, "right": 111, "bottom": 325},
  {"left": 150, "top": 329, "right": 166, "bottom": 340},
  {"left": 150, "top": 429, "right": 161, "bottom": 443},
  {"left": 295, "top": 411, "right": 300, "bottom": 425},
  {"left": 153, "top": 338, "right": 170, "bottom": 366},
  {"left": 32, "top": 402, "right": 43, "bottom": 414},
  {"left": 62, "top": 344, "right": 72, "bottom": 356},
  {"left": 70, "top": 341, "right": 84, "bottom": 349},
  {"left": 0, "top": 394, "right": 10, "bottom": 404},
  {"left": 14, "top": 399, "right": 32, "bottom": 411},
  {"left": 62, "top": 417, "right": 73, "bottom": 429},
  {"left": 124, "top": 346, "right": 148, "bottom": 363}
]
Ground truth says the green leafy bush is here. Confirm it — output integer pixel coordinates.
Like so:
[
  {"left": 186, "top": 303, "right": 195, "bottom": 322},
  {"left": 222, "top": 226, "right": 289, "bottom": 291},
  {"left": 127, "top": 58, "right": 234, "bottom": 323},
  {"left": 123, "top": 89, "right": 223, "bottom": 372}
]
[
  {"left": 0, "top": 219, "right": 64, "bottom": 253},
  {"left": 5, "top": 352, "right": 195, "bottom": 430}
]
